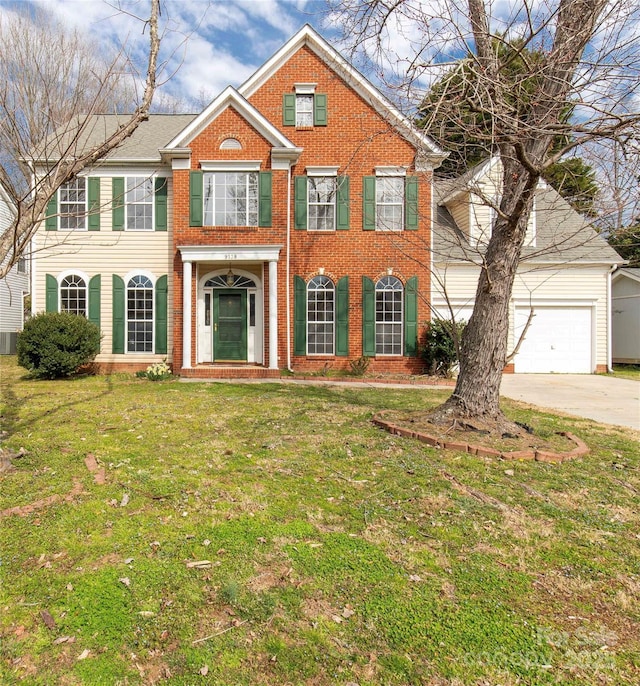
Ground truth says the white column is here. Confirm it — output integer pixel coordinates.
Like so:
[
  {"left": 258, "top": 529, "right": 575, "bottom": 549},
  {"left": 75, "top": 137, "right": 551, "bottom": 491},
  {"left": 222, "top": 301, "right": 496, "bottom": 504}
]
[
  {"left": 182, "top": 260, "right": 192, "bottom": 369},
  {"left": 268, "top": 260, "right": 278, "bottom": 369}
]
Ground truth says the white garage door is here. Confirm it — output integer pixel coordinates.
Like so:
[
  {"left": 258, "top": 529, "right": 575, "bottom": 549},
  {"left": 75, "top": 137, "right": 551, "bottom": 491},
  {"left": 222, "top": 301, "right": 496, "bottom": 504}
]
[{"left": 514, "top": 306, "right": 593, "bottom": 373}]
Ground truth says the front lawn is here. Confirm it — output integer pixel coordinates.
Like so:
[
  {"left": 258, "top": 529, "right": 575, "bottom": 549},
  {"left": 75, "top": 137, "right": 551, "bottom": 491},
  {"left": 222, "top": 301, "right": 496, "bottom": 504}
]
[{"left": 1, "top": 356, "right": 638, "bottom": 685}]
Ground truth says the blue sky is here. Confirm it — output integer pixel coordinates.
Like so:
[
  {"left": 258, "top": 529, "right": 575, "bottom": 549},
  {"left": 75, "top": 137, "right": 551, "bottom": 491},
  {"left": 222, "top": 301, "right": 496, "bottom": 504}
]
[{"left": 0, "top": 1, "right": 337, "bottom": 109}]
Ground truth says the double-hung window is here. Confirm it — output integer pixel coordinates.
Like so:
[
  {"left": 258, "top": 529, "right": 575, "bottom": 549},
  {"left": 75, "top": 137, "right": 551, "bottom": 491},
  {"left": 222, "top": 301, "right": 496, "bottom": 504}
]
[
  {"left": 283, "top": 84, "right": 327, "bottom": 127},
  {"left": 204, "top": 172, "right": 258, "bottom": 227},
  {"left": 60, "top": 178, "right": 87, "bottom": 230},
  {"left": 307, "top": 275, "right": 335, "bottom": 355},
  {"left": 376, "top": 177, "right": 404, "bottom": 231},
  {"left": 375, "top": 276, "right": 403, "bottom": 355},
  {"left": 127, "top": 275, "right": 153, "bottom": 353},
  {"left": 296, "top": 94, "right": 314, "bottom": 127},
  {"left": 308, "top": 177, "right": 337, "bottom": 231},
  {"left": 60, "top": 274, "right": 87, "bottom": 316},
  {"left": 126, "top": 177, "right": 154, "bottom": 230}
]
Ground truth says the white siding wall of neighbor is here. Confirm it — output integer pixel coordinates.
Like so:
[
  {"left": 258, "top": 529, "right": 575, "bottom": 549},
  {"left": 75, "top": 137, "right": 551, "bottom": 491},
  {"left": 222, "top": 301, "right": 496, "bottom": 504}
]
[
  {"left": 1, "top": 192, "right": 29, "bottom": 352},
  {"left": 612, "top": 273, "right": 640, "bottom": 363},
  {"left": 432, "top": 263, "right": 610, "bottom": 372},
  {"left": 32, "top": 174, "right": 173, "bottom": 363}
]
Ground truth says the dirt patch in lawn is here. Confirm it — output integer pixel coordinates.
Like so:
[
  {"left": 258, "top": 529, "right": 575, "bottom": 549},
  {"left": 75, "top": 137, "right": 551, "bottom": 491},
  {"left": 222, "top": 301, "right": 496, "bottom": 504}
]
[{"left": 373, "top": 410, "right": 589, "bottom": 463}]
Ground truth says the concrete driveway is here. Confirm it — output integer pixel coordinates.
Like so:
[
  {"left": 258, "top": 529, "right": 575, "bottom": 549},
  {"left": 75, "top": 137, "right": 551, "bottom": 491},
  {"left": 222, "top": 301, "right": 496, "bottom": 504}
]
[{"left": 500, "top": 374, "right": 640, "bottom": 430}]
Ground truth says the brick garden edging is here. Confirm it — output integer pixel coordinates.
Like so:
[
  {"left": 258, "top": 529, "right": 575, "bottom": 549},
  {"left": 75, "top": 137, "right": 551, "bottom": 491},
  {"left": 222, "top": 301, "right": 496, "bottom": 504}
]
[{"left": 372, "top": 412, "right": 589, "bottom": 463}]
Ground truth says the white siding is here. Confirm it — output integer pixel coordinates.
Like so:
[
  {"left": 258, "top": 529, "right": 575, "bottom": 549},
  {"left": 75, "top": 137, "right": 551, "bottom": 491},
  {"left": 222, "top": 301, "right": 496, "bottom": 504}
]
[
  {"left": 32, "top": 176, "right": 173, "bottom": 362},
  {"left": 0, "top": 193, "right": 29, "bottom": 336},
  {"left": 432, "top": 262, "right": 611, "bottom": 371},
  {"left": 612, "top": 275, "right": 640, "bottom": 363}
]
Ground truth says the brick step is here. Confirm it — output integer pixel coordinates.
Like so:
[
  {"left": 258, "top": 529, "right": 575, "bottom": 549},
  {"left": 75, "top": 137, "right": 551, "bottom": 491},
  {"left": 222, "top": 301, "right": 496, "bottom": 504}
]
[{"left": 180, "top": 366, "right": 281, "bottom": 379}]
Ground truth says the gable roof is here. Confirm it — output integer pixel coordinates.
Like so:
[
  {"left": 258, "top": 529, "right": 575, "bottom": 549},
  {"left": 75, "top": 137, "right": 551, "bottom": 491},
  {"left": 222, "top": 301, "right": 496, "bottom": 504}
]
[
  {"left": 238, "top": 24, "right": 446, "bottom": 167},
  {"left": 164, "top": 86, "right": 298, "bottom": 152},
  {"left": 433, "top": 178, "right": 623, "bottom": 265},
  {"left": 613, "top": 267, "right": 640, "bottom": 284}
]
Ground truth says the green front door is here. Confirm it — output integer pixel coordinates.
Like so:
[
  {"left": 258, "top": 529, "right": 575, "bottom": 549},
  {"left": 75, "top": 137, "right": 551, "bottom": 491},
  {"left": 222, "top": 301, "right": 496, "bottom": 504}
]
[{"left": 213, "top": 289, "right": 247, "bottom": 361}]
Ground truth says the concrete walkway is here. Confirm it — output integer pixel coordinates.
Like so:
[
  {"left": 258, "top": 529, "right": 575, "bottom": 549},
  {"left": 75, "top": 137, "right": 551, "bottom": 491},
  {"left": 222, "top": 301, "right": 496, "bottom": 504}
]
[{"left": 500, "top": 374, "right": 640, "bottom": 430}]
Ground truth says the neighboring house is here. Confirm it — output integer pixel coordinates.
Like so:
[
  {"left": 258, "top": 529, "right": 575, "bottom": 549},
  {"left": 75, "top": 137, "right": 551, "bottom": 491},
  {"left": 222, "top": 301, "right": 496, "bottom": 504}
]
[
  {"left": 432, "top": 158, "right": 623, "bottom": 373},
  {"left": 30, "top": 25, "right": 445, "bottom": 377},
  {"left": 612, "top": 268, "right": 640, "bottom": 364},
  {"left": 0, "top": 184, "right": 29, "bottom": 354}
]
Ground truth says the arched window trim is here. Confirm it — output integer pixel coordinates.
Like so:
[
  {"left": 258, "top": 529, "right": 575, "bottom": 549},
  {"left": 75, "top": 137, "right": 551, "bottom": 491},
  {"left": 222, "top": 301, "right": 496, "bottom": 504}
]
[
  {"left": 375, "top": 275, "right": 403, "bottom": 355},
  {"left": 126, "top": 272, "right": 155, "bottom": 353},
  {"left": 58, "top": 270, "right": 89, "bottom": 316}
]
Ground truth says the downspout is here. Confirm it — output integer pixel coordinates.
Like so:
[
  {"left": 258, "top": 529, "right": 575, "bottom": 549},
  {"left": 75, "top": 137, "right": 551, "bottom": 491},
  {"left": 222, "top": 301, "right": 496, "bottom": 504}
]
[
  {"left": 286, "top": 163, "right": 293, "bottom": 372},
  {"left": 607, "top": 264, "right": 617, "bottom": 372}
]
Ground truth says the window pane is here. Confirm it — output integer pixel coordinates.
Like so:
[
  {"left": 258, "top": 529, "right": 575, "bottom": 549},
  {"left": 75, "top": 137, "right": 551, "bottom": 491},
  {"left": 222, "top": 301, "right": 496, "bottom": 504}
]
[
  {"left": 127, "top": 276, "right": 153, "bottom": 352},
  {"left": 376, "top": 177, "right": 403, "bottom": 231},
  {"left": 204, "top": 172, "right": 258, "bottom": 227},
  {"left": 307, "top": 275, "right": 335, "bottom": 354},
  {"left": 308, "top": 177, "right": 336, "bottom": 231},
  {"left": 126, "top": 177, "right": 153, "bottom": 230},
  {"left": 60, "top": 178, "right": 87, "bottom": 230},
  {"left": 375, "top": 276, "right": 403, "bottom": 354},
  {"left": 60, "top": 274, "right": 87, "bottom": 316},
  {"left": 296, "top": 95, "right": 313, "bottom": 126}
]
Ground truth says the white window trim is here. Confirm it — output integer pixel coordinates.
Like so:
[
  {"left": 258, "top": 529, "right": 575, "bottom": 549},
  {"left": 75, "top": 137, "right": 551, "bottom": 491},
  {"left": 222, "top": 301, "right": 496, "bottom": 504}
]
[
  {"left": 58, "top": 270, "right": 90, "bottom": 316},
  {"left": 203, "top": 171, "right": 259, "bottom": 227},
  {"left": 306, "top": 166, "right": 339, "bottom": 177},
  {"left": 375, "top": 166, "right": 407, "bottom": 177},
  {"left": 307, "top": 176, "right": 337, "bottom": 232},
  {"left": 59, "top": 177, "right": 87, "bottom": 231},
  {"left": 375, "top": 176, "right": 404, "bottom": 232},
  {"left": 307, "top": 275, "right": 335, "bottom": 355},
  {"left": 124, "top": 176, "right": 155, "bottom": 232},
  {"left": 375, "top": 276, "right": 404, "bottom": 356},
  {"left": 200, "top": 160, "right": 261, "bottom": 172},
  {"left": 294, "top": 83, "right": 317, "bottom": 94}
]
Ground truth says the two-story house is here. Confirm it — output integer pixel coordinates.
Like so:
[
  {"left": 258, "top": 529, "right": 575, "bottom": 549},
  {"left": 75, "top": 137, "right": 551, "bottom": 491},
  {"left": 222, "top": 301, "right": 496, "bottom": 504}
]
[{"left": 30, "top": 25, "right": 445, "bottom": 377}]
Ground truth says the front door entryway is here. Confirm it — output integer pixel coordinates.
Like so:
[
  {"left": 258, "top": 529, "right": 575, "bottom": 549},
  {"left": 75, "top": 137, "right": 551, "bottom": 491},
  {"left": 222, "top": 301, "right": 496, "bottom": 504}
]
[{"left": 213, "top": 289, "right": 247, "bottom": 361}]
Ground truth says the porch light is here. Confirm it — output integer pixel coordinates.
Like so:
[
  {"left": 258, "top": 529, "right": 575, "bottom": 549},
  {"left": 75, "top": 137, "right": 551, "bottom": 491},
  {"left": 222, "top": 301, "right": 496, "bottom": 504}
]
[{"left": 226, "top": 268, "right": 235, "bottom": 286}]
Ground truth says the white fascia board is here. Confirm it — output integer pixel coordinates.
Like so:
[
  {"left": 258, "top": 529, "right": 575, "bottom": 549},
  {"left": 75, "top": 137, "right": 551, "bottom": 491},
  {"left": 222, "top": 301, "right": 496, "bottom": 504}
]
[
  {"left": 306, "top": 166, "right": 340, "bottom": 176},
  {"left": 613, "top": 268, "right": 640, "bottom": 285},
  {"left": 178, "top": 244, "right": 283, "bottom": 263},
  {"left": 200, "top": 160, "right": 262, "bottom": 172},
  {"left": 166, "top": 86, "right": 296, "bottom": 151},
  {"left": 238, "top": 24, "right": 446, "bottom": 164}
]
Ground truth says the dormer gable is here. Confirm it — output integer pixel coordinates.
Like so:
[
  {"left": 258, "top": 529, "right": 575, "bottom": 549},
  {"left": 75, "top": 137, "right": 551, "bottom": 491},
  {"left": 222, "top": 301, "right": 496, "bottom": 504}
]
[
  {"left": 161, "top": 87, "right": 302, "bottom": 170},
  {"left": 439, "top": 157, "right": 536, "bottom": 248}
]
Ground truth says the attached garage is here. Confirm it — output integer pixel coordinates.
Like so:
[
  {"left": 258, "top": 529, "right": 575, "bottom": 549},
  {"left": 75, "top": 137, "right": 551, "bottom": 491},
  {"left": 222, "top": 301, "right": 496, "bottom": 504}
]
[{"left": 513, "top": 305, "right": 594, "bottom": 373}]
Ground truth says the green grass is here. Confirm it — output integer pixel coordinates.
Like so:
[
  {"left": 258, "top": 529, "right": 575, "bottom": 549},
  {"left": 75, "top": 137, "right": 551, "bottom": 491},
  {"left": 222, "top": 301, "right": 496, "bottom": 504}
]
[
  {"left": 1, "top": 356, "right": 639, "bottom": 685},
  {"left": 611, "top": 364, "right": 640, "bottom": 380}
]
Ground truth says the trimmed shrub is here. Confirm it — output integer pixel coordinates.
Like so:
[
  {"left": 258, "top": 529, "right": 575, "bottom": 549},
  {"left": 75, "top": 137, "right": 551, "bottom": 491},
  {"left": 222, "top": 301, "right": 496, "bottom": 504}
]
[
  {"left": 17, "top": 312, "right": 101, "bottom": 379},
  {"left": 420, "top": 318, "right": 466, "bottom": 377}
]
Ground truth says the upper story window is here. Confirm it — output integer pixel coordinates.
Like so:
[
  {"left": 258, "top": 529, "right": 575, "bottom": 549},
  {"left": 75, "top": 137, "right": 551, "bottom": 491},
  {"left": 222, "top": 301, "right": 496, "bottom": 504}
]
[
  {"left": 126, "top": 177, "right": 154, "bottom": 231},
  {"left": 283, "top": 84, "right": 327, "bottom": 128},
  {"left": 203, "top": 172, "right": 258, "bottom": 227},
  {"left": 60, "top": 178, "right": 87, "bottom": 230},
  {"left": 376, "top": 177, "right": 404, "bottom": 231},
  {"left": 308, "top": 177, "right": 337, "bottom": 231},
  {"left": 17, "top": 256, "right": 27, "bottom": 274},
  {"left": 60, "top": 274, "right": 87, "bottom": 316},
  {"left": 363, "top": 172, "right": 418, "bottom": 231}
]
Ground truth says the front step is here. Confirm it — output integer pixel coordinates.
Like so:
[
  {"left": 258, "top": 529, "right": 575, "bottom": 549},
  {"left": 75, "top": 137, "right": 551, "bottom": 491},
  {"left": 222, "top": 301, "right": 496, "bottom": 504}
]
[{"left": 179, "top": 366, "right": 281, "bottom": 380}]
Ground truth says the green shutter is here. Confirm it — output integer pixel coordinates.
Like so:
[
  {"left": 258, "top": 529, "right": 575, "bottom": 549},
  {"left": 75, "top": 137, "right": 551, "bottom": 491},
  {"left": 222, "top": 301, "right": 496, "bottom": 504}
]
[
  {"left": 112, "top": 274, "right": 125, "bottom": 354},
  {"left": 294, "top": 176, "right": 307, "bottom": 230},
  {"left": 363, "top": 176, "right": 376, "bottom": 230},
  {"left": 294, "top": 275, "right": 307, "bottom": 356},
  {"left": 88, "top": 178, "right": 100, "bottom": 231},
  {"left": 404, "top": 276, "right": 418, "bottom": 356},
  {"left": 190, "top": 171, "right": 203, "bottom": 227},
  {"left": 259, "top": 172, "right": 272, "bottom": 227},
  {"left": 405, "top": 176, "right": 418, "bottom": 230},
  {"left": 88, "top": 275, "right": 101, "bottom": 327},
  {"left": 337, "top": 176, "right": 350, "bottom": 230},
  {"left": 45, "top": 193, "right": 57, "bottom": 231},
  {"left": 112, "top": 178, "right": 125, "bottom": 231},
  {"left": 155, "top": 178, "right": 168, "bottom": 231},
  {"left": 362, "top": 276, "right": 375, "bottom": 356},
  {"left": 45, "top": 274, "right": 58, "bottom": 312},
  {"left": 314, "top": 94, "right": 327, "bottom": 126},
  {"left": 283, "top": 93, "right": 296, "bottom": 126},
  {"left": 155, "top": 275, "right": 168, "bottom": 354},
  {"left": 336, "top": 276, "right": 349, "bottom": 357}
]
